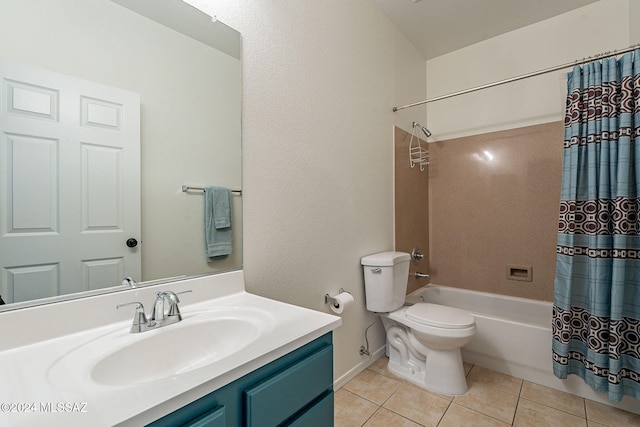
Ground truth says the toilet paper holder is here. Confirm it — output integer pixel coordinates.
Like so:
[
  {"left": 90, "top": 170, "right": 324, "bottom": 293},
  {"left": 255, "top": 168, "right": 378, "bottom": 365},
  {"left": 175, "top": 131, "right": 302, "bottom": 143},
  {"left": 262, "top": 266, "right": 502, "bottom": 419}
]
[{"left": 324, "top": 288, "right": 349, "bottom": 306}]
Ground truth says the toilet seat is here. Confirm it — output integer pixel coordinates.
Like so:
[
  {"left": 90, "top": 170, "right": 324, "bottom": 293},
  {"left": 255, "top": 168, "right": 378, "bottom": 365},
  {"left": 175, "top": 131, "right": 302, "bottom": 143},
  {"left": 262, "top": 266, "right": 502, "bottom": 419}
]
[{"left": 406, "top": 303, "right": 475, "bottom": 329}]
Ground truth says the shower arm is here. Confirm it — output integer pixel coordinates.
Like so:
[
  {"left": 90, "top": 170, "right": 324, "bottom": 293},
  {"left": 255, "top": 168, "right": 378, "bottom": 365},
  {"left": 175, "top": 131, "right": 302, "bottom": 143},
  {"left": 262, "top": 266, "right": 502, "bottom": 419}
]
[{"left": 412, "top": 121, "right": 432, "bottom": 138}]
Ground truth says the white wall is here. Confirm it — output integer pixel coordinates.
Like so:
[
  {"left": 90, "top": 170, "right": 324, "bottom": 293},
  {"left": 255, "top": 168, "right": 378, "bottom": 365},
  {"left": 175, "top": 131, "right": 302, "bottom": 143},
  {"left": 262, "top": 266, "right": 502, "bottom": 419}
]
[
  {"left": 426, "top": 0, "right": 632, "bottom": 140},
  {"left": 186, "top": 0, "right": 426, "bottom": 382}
]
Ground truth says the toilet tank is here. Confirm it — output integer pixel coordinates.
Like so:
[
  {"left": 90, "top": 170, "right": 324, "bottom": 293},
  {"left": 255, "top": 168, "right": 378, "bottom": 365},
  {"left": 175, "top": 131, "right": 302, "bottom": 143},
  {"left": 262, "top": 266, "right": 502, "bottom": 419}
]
[{"left": 361, "top": 251, "right": 411, "bottom": 312}]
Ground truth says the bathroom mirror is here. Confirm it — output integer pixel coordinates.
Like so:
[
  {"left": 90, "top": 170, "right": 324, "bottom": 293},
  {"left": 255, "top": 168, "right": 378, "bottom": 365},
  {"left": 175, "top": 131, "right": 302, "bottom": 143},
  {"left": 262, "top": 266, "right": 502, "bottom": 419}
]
[{"left": 0, "top": 0, "right": 242, "bottom": 310}]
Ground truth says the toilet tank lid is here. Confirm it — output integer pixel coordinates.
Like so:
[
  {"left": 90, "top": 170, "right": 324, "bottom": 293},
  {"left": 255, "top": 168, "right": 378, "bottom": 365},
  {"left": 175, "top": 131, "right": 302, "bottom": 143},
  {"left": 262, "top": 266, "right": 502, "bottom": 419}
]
[{"left": 361, "top": 251, "right": 410, "bottom": 266}]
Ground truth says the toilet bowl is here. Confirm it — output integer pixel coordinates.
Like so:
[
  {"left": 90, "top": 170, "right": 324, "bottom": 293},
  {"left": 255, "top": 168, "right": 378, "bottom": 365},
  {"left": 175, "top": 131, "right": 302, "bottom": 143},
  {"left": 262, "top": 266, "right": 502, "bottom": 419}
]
[
  {"left": 384, "top": 303, "right": 475, "bottom": 395},
  {"left": 361, "top": 251, "right": 476, "bottom": 395}
]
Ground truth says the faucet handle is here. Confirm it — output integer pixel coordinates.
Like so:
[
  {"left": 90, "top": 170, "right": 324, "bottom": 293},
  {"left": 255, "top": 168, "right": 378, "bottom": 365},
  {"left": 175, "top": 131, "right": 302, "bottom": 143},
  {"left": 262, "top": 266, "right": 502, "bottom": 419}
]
[
  {"left": 116, "top": 302, "right": 148, "bottom": 333},
  {"left": 161, "top": 290, "right": 192, "bottom": 317},
  {"left": 411, "top": 248, "right": 425, "bottom": 265},
  {"left": 174, "top": 289, "right": 193, "bottom": 301}
]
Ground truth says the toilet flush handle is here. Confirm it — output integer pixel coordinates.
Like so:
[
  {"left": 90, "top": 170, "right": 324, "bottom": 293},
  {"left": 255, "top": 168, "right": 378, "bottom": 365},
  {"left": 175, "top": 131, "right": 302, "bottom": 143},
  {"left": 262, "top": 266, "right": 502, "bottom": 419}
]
[{"left": 371, "top": 268, "right": 382, "bottom": 274}]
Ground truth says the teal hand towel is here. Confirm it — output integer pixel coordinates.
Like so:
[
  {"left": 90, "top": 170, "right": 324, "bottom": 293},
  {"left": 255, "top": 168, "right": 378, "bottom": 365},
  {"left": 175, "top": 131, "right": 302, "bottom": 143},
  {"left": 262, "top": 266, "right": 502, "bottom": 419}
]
[{"left": 204, "top": 186, "right": 232, "bottom": 258}]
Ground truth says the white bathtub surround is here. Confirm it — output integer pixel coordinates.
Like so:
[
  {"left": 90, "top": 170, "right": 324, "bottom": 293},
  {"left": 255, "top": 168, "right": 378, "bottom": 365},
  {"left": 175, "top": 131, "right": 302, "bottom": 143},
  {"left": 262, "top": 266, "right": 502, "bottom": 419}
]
[
  {"left": 0, "top": 271, "right": 341, "bottom": 426},
  {"left": 406, "top": 284, "right": 640, "bottom": 415}
]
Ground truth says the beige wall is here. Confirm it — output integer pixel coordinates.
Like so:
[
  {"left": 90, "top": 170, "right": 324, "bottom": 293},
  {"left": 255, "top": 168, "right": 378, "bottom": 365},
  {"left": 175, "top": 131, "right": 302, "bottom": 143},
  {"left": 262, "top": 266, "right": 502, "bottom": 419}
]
[
  {"left": 394, "top": 122, "right": 563, "bottom": 302},
  {"left": 429, "top": 122, "right": 563, "bottom": 301},
  {"left": 631, "top": 0, "right": 640, "bottom": 44},
  {"left": 187, "top": 0, "right": 427, "bottom": 384},
  {"left": 185, "top": 0, "right": 640, "bottom": 383},
  {"left": 394, "top": 127, "right": 430, "bottom": 295}
]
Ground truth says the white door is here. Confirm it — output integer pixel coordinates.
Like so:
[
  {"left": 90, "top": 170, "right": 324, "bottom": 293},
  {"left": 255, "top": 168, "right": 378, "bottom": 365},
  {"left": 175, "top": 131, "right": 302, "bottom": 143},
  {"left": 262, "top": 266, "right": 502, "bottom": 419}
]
[{"left": 0, "top": 61, "right": 141, "bottom": 303}]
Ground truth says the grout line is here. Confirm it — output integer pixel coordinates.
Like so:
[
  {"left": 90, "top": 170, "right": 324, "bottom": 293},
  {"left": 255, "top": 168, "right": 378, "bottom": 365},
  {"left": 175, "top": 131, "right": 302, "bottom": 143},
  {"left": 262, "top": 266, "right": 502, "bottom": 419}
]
[
  {"left": 517, "top": 396, "right": 588, "bottom": 420},
  {"left": 360, "top": 406, "right": 379, "bottom": 427},
  {"left": 511, "top": 397, "right": 522, "bottom": 426},
  {"left": 434, "top": 400, "right": 453, "bottom": 427},
  {"left": 338, "top": 387, "right": 383, "bottom": 409},
  {"left": 382, "top": 406, "right": 430, "bottom": 427},
  {"left": 445, "top": 402, "right": 512, "bottom": 427}
]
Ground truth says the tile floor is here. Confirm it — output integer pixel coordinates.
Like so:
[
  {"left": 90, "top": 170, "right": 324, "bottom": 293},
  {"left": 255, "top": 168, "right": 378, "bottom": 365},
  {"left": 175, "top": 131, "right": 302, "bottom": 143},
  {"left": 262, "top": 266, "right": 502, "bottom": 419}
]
[{"left": 335, "top": 357, "right": 640, "bottom": 426}]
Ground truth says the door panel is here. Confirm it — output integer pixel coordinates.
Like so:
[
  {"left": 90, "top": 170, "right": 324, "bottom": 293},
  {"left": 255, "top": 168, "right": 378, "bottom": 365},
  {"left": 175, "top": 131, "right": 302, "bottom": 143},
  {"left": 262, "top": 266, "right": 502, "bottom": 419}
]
[{"left": 0, "top": 61, "right": 140, "bottom": 303}]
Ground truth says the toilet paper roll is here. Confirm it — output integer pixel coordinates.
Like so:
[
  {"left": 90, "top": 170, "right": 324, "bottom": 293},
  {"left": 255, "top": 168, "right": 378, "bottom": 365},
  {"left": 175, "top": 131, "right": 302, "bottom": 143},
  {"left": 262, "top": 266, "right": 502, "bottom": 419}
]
[{"left": 330, "top": 292, "right": 354, "bottom": 314}]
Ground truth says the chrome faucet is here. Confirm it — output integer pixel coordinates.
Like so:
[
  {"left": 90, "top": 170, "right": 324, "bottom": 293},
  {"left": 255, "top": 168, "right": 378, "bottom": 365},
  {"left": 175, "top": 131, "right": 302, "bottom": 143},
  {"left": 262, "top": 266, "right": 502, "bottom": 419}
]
[
  {"left": 117, "top": 290, "right": 192, "bottom": 333},
  {"left": 151, "top": 291, "right": 182, "bottom": 323},
  {"left": 411, "top": 248, "right": 425, "bottom": 265},
  {"left": 121, "top": 276, "right": 138, "bottom": 288}
]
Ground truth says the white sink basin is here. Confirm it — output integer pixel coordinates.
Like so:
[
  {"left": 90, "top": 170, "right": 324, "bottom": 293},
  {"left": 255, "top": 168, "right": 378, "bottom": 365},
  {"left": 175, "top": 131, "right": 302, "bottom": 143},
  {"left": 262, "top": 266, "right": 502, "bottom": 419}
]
[{"left": 47, "top": 307, "right": 275, "bottom": 388}]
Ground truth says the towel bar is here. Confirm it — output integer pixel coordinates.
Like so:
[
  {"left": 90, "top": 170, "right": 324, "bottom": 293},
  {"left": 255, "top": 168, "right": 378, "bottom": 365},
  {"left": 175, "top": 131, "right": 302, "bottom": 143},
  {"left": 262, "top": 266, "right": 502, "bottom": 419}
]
[{"left": 181, "top": 185, "right": 242, "bottom": 195}]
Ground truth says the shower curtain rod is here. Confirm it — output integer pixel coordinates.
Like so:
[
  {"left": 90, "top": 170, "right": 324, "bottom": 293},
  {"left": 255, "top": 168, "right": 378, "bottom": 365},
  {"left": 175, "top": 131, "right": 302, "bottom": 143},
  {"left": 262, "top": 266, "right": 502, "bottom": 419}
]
[{"left": 392, "top": 44, "right": 640, "bottom": 112}]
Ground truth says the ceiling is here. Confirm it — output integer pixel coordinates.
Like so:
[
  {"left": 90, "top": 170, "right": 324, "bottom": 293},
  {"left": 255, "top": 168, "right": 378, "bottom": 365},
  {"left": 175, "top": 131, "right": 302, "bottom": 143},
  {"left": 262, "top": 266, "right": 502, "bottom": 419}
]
[{"left": 372, "top": 0, "right": 599, "bottom": 59}]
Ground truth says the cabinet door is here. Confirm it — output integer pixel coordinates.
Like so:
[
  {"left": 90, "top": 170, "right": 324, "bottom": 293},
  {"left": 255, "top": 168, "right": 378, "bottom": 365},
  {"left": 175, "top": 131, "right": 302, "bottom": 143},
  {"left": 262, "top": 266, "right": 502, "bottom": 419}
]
[
  {"left": 183, "top": 405, "right": 225, "bottom": 427},
  {"left": 244, "top": 345, "right": 333, "bottom": 426}
]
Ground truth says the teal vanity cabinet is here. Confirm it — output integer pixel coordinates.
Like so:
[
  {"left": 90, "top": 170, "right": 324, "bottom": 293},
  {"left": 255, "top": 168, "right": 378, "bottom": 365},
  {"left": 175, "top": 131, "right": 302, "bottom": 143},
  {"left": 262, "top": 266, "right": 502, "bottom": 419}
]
[{"left": 148, "top": 333, "right": 334, "bottom": 427}]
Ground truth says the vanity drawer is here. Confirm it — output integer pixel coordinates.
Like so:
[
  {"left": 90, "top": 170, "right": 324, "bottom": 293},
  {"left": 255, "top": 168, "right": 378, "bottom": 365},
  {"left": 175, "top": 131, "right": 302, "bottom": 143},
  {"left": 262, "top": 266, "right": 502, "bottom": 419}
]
[
  {"left": 286, "top": 391, "right": 334, "bottom": 427},
  {"left": 244, "top": 345, "right": 333, "bottom": 426},
  {"left": 183, "top": 405, "right": 225, "bottom": 427}
]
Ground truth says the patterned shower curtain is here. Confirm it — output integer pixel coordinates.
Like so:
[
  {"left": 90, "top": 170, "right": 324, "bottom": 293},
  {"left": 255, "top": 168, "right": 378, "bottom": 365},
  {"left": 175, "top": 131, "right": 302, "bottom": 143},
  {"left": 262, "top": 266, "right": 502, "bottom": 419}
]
[{"left": 552, "top": 49, "right": 640, "bottom": 402}]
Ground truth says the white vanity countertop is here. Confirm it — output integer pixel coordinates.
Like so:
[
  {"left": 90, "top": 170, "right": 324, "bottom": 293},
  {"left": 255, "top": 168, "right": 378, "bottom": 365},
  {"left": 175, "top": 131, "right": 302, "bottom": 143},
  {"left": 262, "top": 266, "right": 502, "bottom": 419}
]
[{"left": 0, "top": 271, "right": 341, "bottom": 426}]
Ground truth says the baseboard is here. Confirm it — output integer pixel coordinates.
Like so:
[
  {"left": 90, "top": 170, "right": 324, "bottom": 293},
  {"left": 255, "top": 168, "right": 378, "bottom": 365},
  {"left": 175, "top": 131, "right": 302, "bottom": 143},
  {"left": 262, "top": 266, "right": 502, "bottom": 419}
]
[{"left": 334, "top": 345, "right": 386, "bottom": 390}]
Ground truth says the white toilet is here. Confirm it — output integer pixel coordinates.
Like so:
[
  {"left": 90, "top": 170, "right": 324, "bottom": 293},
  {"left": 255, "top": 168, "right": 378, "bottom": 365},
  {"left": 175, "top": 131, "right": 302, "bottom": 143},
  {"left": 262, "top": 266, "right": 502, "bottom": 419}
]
[{"left": 361, "top": 251, "right": 476, "bottom": 395}]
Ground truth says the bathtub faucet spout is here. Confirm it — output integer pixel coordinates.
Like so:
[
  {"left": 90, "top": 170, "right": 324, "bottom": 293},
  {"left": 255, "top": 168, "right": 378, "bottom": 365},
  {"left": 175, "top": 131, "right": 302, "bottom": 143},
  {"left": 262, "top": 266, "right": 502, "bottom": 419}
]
[{"left": 414, "top": 272, "right": 431, "bottom": 280}]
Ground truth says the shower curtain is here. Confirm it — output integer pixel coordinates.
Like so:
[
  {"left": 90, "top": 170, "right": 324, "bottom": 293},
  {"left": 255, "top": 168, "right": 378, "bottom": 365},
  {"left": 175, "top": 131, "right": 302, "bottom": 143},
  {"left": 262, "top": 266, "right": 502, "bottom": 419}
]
[{"left": 552, "top": 49, "right": 640, "bottom": 402}]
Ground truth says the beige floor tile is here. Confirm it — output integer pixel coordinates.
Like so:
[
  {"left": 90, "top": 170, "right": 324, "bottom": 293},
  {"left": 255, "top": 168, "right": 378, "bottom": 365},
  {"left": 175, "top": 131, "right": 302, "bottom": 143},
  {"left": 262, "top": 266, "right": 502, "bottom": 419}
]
[
  {"left": 343, "top": 369, "right": 402, "bottom": 405},
  {"left": 382, "top": 383, "right": 450, "bottom": 426},
  {"left": 363, "top": 408, "right": 422, "bottom": 427},
  {"left": 367, "top": 356, "right": 392, "bottom": 377},
  {"left": 467, "top": 365, "right": 523, "bottom": 396},
  {"left": 413, "top": 382, "right": 455, "bottom": 402},
  {"left": 366, "top": 356, "right": 454, "bottom": 401},
  {"left": 439, "top": 403, "right": 510, "bottom": 427},
  {"left": 514, "top": 398, "right": 587, "bottom": 427},
  {"left": 454, "top": 378, "right": 519, "bottom": 424},
  {"left": 334, "top": 389, "right": 379, "bottom": 427},
  {"left": 520, "top": 381, "right": 585, "bottom": 417},
  {"left": 585, "top": 400, "right": 640, "bottom": 426},
  {"left": 342, "top": 364, "right": 640, "bottom": 427},
  {"left": 367, "top": 357, "right": 414, "bottom": 387},
  {"left": 463, "top": 361, "right": 473, "bottom": 376}
]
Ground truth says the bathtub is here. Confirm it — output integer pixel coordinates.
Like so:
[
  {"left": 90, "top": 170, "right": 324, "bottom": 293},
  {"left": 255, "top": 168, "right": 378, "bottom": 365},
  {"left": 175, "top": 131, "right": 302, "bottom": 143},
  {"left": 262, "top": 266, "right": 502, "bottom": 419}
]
[{"left": 405, "top": 284, "right": 639, "bottom": 414}]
